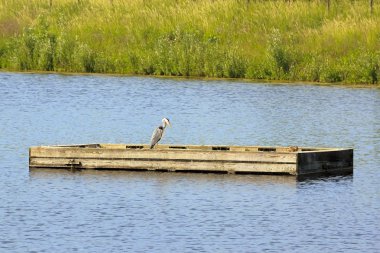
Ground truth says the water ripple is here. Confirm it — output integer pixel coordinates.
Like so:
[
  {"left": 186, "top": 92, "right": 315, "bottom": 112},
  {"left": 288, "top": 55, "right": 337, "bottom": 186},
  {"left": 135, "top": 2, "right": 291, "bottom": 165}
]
[{"left": 0, "top": 73, "right": 379, "bottom": 252}]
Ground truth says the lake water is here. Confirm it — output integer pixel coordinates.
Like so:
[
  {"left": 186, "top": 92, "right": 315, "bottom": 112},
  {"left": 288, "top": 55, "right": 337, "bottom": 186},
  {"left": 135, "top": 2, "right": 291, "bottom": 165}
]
[{"left": 0, "top": 72, "right": 379, "bottom": 252}]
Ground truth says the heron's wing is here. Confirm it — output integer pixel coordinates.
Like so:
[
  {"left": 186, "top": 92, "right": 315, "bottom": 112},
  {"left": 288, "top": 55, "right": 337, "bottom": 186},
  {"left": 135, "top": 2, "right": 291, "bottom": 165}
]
[{"left": 150, "top": 127, "right": 163, "bottom": 148}]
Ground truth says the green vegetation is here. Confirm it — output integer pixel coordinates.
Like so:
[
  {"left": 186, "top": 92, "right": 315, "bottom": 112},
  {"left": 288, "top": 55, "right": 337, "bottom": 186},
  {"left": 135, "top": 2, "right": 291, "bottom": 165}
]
[{"left": 0, "top": 0, "right": 379, "bottom": 84}]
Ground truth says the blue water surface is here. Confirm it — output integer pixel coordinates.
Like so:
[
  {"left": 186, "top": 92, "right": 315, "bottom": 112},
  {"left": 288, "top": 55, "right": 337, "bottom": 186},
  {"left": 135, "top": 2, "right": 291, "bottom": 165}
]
[{"left": 0, "top": 72, "right": 379, "bottom": 252}]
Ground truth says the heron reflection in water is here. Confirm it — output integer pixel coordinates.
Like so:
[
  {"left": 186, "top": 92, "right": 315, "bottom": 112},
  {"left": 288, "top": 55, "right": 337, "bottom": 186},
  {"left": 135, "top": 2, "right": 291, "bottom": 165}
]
[{"left": 150, "top": 118, "right": 171, "bottom": 149}]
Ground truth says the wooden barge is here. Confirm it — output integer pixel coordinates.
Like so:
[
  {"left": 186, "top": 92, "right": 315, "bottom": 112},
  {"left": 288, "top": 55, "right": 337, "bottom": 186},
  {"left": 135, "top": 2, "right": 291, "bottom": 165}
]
[{"left": 29, "top": 144, "right": 353, "bottom": 177}]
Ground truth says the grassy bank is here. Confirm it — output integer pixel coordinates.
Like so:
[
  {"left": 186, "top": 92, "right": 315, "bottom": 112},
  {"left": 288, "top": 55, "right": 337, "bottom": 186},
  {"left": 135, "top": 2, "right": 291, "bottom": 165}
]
[{"left": 0, "top": 0, "right": 379, "bottom": 84}]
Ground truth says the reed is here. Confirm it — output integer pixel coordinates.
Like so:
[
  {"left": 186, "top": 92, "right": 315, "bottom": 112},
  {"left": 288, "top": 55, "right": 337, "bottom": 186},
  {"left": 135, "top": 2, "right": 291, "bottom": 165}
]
[{"left": 0, "top": 0, "right": 379, "bottom": 84}]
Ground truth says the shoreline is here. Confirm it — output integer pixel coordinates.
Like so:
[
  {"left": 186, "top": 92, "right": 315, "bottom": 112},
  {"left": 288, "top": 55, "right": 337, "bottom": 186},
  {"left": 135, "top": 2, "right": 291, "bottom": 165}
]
[{"left": 1, "top": 69, "right": 379, "bottom": 89}]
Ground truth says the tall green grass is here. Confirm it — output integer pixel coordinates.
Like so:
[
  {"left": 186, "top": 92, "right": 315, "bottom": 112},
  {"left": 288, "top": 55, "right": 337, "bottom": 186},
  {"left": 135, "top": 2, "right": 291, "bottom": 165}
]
[{"left": 0, "top": 0, "right": 379, "bottom": 84}]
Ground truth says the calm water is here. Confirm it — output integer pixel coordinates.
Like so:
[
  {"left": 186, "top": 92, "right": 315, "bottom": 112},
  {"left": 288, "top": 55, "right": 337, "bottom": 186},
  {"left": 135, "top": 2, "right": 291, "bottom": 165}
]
[{"left": 0, "top": 72, "right": 379, "bottom": 252}]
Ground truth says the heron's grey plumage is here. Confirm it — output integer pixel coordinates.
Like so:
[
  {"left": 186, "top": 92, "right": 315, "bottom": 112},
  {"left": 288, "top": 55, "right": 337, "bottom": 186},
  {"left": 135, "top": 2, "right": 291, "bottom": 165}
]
[
  {"left": 150, "top": 127, "right": 163, "bottom": 149},
  {"left": 150, "top": 118, "right": 171, "bottom": 149}
]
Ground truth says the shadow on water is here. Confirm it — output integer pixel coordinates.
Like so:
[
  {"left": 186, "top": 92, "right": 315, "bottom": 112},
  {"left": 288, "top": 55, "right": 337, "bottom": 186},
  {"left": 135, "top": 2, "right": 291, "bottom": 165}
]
[
  {"left": 297, "top": 173, "right": 353, "bottom": 184},
  {"left": 297, "top": 172, "right": 353, "bottom": 182},
  {"left": 29, "top": 168, "right": 297, "bottom": 185},
  {"left": 29, "top": 168, "right": 353, "bottom": 189}
]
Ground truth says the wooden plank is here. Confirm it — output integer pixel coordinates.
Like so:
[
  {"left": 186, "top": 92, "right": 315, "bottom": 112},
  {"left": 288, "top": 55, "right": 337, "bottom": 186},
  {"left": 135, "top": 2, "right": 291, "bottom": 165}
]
[
  {"left": 29, "top": 157, "right": 297, "bottom": 174},
  {"left": 153, "top": 144, "right": 333, "bottom": 152},
  {"left": 50, "top": 144, "right": 333, "bottom": 152},
  {"left": 30, "top": 146, "right": 297, "bottom": 163},
  {"left": 29, "top": 144, "right": 353, "bottom": 176}
]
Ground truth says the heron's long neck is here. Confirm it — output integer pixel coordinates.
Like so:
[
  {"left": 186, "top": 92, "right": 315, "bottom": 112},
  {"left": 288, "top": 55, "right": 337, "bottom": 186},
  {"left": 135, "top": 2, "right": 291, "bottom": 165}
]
[{"left": 161, "top": 122, "right": 167, "bottom": 129}]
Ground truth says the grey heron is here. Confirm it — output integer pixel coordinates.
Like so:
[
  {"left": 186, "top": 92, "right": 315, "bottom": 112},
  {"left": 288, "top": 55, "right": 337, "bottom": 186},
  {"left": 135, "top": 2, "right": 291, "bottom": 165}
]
[{"left": 150, "top": 118, "right": 171, "bottom": 149}]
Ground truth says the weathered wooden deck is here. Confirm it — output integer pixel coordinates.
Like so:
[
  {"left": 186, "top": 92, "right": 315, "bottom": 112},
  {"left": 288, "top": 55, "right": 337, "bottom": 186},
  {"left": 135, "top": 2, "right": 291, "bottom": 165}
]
[{"left": 29, "top": 144, "right": 353, "bottom": 177}]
